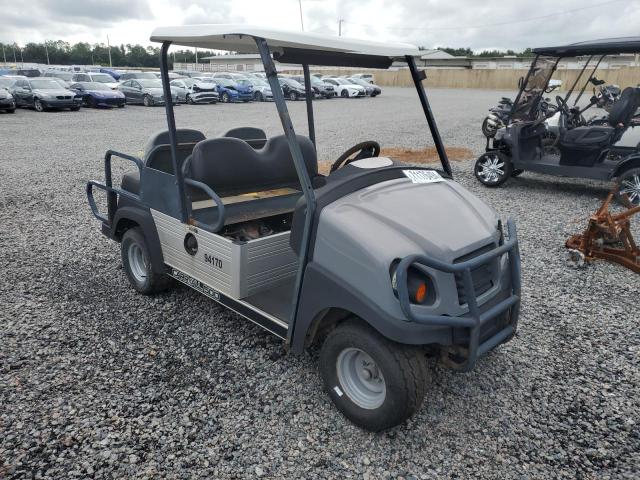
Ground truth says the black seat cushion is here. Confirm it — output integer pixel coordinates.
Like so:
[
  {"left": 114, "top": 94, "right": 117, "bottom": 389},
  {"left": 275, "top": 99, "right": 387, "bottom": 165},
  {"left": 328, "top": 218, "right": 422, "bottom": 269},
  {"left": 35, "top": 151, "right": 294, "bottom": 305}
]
[
  {"left": 188, "top": 134, "right": 318, "bottom": 197},
  {"left": 559, "top": 126, "right": 614, "bottom": 166},
  {"left": 143, "top": 128, "right": 205, "bottom": 158},
  {"left": 224, "top": 127, "right": 267, "bottom": 149},
  {"left": 607, "top": 87, "right": 640, "bottom": 127}
]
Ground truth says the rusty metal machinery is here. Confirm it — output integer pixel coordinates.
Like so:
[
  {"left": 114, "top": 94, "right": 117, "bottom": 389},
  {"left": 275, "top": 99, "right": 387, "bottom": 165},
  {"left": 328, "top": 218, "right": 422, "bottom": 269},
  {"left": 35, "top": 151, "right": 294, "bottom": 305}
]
[{"left": 566, "top": 185, "right": 640, "bottom": 273}]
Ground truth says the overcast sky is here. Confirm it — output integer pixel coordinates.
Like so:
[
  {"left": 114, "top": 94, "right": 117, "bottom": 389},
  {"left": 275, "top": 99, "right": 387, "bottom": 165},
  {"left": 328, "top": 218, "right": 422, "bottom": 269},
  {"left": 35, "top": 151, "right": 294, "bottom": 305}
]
[{"left": 1, "top": 0, "right": 639, "bottom": 52}]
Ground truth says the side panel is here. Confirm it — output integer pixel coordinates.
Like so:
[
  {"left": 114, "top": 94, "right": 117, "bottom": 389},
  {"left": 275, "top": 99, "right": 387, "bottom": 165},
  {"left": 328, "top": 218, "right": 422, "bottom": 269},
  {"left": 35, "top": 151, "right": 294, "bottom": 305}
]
[
  {"left": 245, "top": 233, "right": 298, "bottom": 297},
  {"left": 151, "top": 209, "right": 237, "bottom": 297}
]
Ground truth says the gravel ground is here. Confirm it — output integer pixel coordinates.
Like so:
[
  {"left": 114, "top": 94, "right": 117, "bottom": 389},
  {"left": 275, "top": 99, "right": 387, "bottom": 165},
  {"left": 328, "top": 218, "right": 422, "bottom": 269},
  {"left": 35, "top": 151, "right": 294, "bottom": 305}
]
[{"left": 1, "top": 87, "right": 639, "bottom": 479}]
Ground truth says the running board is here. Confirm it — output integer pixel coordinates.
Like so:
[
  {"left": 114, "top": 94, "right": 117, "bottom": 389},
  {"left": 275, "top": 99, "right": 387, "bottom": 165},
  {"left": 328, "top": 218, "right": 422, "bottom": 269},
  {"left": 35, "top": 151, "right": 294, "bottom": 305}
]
[{"left": 168, "top": 268, "right": 289, "bottom": 340}]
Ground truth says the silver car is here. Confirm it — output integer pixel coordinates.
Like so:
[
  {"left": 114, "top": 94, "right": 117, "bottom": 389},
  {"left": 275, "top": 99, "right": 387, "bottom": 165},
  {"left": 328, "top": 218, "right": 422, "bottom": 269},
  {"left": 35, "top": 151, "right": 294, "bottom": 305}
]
[
  {"left": 170, "top": 78, "right": 219, "bottom": 104},
  {"left": 117, "top": 79, "right": 178, "bottom": 106}
]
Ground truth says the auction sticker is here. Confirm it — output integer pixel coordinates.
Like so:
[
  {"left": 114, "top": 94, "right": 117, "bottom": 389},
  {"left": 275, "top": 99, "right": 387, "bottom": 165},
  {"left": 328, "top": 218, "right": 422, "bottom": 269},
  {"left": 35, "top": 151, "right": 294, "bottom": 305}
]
[{"left": 403, "top": 169, "right": 444, "bottom": 184}]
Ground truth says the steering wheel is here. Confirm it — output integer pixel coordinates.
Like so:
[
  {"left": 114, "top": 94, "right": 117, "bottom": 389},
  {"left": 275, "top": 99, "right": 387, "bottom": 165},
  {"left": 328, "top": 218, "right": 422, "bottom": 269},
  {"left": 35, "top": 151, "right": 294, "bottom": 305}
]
[
  {"left": 330, "top": 141, "right": 381, "bottom": 173},
  {"left": 556, "top": 95, "right": 570, "bottom": 116}
]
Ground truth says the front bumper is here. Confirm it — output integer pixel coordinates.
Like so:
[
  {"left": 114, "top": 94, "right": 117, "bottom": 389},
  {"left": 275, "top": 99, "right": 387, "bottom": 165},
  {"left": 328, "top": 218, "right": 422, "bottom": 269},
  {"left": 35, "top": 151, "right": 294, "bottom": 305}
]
[
  {"left": 0, "top": 97, "right": 15, "bottom": 109},
  {"left": 395, "top": 219, "right": 521, "bottom": 371},
  {"left": 95, "top": 97, "right": 126, "bottom": 107},
  {"left": 41, "top": 97, "right": 82, "bottom": 109},
  {"left": 191, "top": 91, "right": 219, "bottom": 103},
  {"left": 348, "top": 89, "right": 366, "bottom": 97}
]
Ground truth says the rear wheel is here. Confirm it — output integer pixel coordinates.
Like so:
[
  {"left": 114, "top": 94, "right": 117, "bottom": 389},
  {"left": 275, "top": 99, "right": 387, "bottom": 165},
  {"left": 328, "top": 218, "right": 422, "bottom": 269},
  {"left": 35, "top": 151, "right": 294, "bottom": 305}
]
[
  {"left": 319, "top": 320, "right": 429, "bottom": 432},
  {"left": 289, "top": 91, "right": 298, "bottom": 101},
  {"left": 340, "top": 89, "right": 349, "bottom": 98},
  {"left": 121, "top": 227, "right": 171, "bottom": 294},
  {"left": 474, "top": 151, "right": 512, "bottom": 187},
  {"left": 616, "top": 167, "right": 640, "bottom": 207},
  {"left": 221, "top": 92, "right": 230, "bottom": 103},
  {"left": 186, "top": 94, "right": 194, "bottom": 104},
  {"left": 254, "top": 91, "right": 264, "bottom": 102}
]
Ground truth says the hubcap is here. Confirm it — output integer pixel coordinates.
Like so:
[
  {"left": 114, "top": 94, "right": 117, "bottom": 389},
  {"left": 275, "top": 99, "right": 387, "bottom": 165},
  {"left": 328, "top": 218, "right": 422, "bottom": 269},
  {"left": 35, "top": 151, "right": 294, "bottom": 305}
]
[
  {"left": 127, "top": 243, "right": 148, "bottom": 283},
  {"left": 620, "top": 174, "right": 640, "bottom": 205},
  {"left": 336, "top": 348, "right": 386, "bottom": 409},
  {"left": 478, "top": 154, "right": 505, "bottom": 183}
]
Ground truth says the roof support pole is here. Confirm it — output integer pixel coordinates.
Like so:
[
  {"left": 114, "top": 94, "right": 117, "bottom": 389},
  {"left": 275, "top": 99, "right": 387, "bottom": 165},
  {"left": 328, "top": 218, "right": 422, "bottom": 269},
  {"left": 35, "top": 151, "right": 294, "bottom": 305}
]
[
  {"left": 160, "top": 41, "right": 188, "bottom": 223},
  {"left": 406, "top": 55, "right": 452, "bottom": 177},
  {"left": 509, "top": 54, "right": 539, "bottom": 121},
  {"left": 254, "top": 37, "right": 316, "bottom": 344},
  {"left": 302, "top": 63, "right": 316, "bottom": 147}
]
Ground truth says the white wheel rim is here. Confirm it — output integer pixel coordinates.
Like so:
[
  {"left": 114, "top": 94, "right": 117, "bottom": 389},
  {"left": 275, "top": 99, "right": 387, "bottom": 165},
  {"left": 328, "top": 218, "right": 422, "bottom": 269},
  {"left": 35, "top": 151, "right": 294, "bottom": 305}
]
[
  {"left": 336, "top": 348, "right": 386, "bottom": 409},
  {"left": 620, "top": 174, "right": 640, "bottom": 205},
  {"left": 128, "top": 243, "right": 147, "bottom": 283},
  {"left": 478, "top": 154, "right": 506, "bottom": 183}
]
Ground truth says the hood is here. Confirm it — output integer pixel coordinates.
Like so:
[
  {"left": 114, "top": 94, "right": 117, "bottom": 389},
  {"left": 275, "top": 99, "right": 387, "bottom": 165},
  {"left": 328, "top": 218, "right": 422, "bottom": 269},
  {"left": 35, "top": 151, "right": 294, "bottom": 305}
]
[
  {"left": 33, "top": 88, "right": 74, "bottom": 96},
  {"left": 0, "top": 89, "right": 12, "bottom": 99},
  {"left": 320, "top": 176, "right": 500, "bottom": 264}
]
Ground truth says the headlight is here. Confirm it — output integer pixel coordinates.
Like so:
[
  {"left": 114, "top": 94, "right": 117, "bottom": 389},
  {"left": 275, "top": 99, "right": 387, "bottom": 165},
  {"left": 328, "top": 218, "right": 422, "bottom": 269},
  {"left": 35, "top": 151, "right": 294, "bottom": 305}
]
[{"left": 390, "top": 260, "right": 435, "bottom": 305}]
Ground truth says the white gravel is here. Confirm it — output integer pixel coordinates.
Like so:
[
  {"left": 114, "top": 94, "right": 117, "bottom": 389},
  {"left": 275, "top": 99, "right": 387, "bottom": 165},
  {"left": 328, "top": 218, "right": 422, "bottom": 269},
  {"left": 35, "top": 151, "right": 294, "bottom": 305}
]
[{"left": 1, "top": 88, "right": 639, "bottom": 479}]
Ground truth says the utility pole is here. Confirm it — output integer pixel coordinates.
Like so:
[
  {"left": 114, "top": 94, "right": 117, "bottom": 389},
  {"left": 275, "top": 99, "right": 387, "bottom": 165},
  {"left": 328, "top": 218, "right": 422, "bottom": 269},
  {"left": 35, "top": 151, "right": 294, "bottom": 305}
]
[
  {"left": 19, "top": 46, "right": 23, "bottom": 66},
  {"left": 107, "top": 34, "right": 112, "bottom": 67},
  {"left": 12, "top": 44, "right": 16, "bottom": 64},
  {"left": 338, "top": 19, "right": 344, "bottom": 36},
  {"left": 2, "top": 44, "right": 6, "bottom": 66},
  {"left": 44, "top": 41, "right": 50, "bottom": 65},
  {"left": 195, "top": 47, "right": 198, "bottom": 66},
  {"left": 298, "top": 0, "right": 304, "bottom": 30}
]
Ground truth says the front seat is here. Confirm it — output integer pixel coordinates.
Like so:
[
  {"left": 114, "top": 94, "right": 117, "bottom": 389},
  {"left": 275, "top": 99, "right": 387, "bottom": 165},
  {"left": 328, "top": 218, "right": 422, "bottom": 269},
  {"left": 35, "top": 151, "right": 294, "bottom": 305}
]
[{"left": 559, "top": 87, "right": 640, "bottom": 166}]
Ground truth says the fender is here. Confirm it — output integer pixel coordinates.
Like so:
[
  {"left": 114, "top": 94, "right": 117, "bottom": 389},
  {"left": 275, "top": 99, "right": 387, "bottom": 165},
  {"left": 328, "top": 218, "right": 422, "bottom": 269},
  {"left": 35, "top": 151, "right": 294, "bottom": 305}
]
[
  {"left": 111, "top": 205, "right": 166, "bottom": 273},
  {"left": 291, "top": 262, "right": 452, "bottom": 354},
  {"left": 610, "top": 153, "right": 640, "bottom": 178}
]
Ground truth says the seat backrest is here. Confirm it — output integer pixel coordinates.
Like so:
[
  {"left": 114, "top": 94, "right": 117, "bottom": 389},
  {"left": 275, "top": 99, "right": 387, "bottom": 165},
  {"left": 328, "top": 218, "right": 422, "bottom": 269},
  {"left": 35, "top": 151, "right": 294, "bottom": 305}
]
[
  {"left": 143, "top": 129, "right": 205, "bottom": 158},
  {"left": 188, "top": 134, "right": 317, "bottom": 197},
  {"left": 608, "top": 87, "right": 640, "bottom": 127},
  {"left": 223, "top": 127, "right": 267, "bottom": 149}
]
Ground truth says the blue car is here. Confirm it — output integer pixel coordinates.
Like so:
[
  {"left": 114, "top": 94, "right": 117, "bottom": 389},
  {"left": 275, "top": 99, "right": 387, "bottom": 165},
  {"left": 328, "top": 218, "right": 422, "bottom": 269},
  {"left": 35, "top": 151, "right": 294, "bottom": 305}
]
[
  {"left": 215, "top": 78, "right": 253, "bottom": 103},
  {"left": 69, "top": 82, "right": 126, "bottom": 108}
]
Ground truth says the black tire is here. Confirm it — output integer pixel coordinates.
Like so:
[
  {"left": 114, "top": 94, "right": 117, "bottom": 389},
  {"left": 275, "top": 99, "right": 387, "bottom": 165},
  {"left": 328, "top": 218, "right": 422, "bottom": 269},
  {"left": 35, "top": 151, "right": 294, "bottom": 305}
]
[
  {"left": 340, "top": 89, "right": 349, "bottom": 98},
  {"left": 474, "top": 151, "right": 513, "bottom": 187},
  {"left": 143, "top": 95, "right": 153, "bottom": 107},
  {"left": 616, "top": 167, "right": 640, "bottom": 207},
  {"left": 221, "top": 92, "right": 230, "bottom": 103},
  {"left": 121, "top": 227, "right": 171, "bottom": 295},
  {"left": 511, "top": 169, "right": 524, "bottom": 177},
  {"left": 254, "top": 91, "right": 264, "bottom": 102},
  {"left": 186, "top": 94, "right": 194, "bottom": 104},
  {"left": 34, "top": 98, "right": 45, "bottom": 112},
  {"left": 7, "top": 108, "right": 15, "bottom": 113},
  {"left": 118, "top": 103, "right": 125, "bottom": 108},
  {"left": 70, "top": 106, "right": 80, "bottom": 111},
  {"left": 319, "top": 320, "right": 429, "bottom": 432},
  {"left": 289, "top": 91, "right": 298, "bottom": 101}
]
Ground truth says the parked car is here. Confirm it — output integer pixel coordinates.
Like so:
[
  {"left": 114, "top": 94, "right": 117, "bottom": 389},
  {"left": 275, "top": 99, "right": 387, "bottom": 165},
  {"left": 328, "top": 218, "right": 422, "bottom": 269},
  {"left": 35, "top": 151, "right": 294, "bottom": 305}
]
[
  {"left": 170, "top": 78, "right": 219, "bottom": 104},
  {"left": 43, "top": 70, "right": 74, "bottom": 86},
  {"left": 69, "top": 82, "right": 126, "bottom": 108},
  {"left": 71, "top": 72, "right": 119, "bottom": 89},
  {"left": 289, "top": 75, "right": 336, "bottom": 98},
  {"left": 212, "top": 72, "right": 249, "bottom": 81},
  {"left": 172, "top": 70, "right": 201, "bottom": 78},
  {"left": 117, "top": 79, "right": 178, "bottom": 106},
  {"left": 14, "top": 68, "right": 41, "bottom": 78},
  {"left": 323, "top": 77, "right": 366, "bottom": 98},
  {"left": 351, "top": 73, "right": 375, "bottom": 83},
  {"left": 0, "top": 87, "right": 15, "bottom": 113},
  {"left": 99, "top": 68, "right": 121, "bottom": 80},
  {"left": 246, "top": 78, "right": 273, "bottom": 102},
  {"left": 278, "top": 77, "right": 306, "bottom": 100},
  {"left": 0, "top": 77, "right": 18, "bottom": 90},
  {"left": 214, "top": 78, "right": 253, "bottom": 102},
  {"left": 118, "top": 72, "right": 159, "bottom": 82},
  {"left": 10, "top": 78, "right": 82, "bottom": 112},
  {"left": 347, "top": 77, "right": 382, "bottom": 97}
]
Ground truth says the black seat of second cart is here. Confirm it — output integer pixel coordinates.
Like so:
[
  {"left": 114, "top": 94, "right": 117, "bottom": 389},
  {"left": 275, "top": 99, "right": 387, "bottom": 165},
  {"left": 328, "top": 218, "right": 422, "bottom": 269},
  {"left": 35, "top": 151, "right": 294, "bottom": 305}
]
[{"left": 187, "top": 134, "right": 319, "bottom": 197}]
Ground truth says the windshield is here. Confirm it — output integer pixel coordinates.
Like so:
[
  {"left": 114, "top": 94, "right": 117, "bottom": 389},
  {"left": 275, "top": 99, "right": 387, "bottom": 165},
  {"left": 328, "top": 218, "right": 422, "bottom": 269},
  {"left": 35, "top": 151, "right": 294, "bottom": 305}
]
[
  {"left": 512, "top": 56, "right": 557, "bottom": 121},
  {"left": 236, "top": 79, "right": 252, "bottom": 86},
  {"left": 333, "top": 78, "right": 350, "bottom": 85},
  {"left": 178, "top": 79, "right": 196, "bottom": 87},
  {"left": 349, "top": 78, "right": 368, "bottom": 86},
  {"left": 136, "top": 72, "right": 159, "bottom": 79},
  {"left": 217, "top": 79, "right": 236, "bottom": 87},
  {"left": 138, "top": 79, "right": 162, "bottom": 88},
  {"left": 78, "top": 82, "right": 111, "bottom": 91},
  {"left": 0, "top": 78, "right": 15, "bottom": 88},
  {"left": 91, "top": 73, "right": 115, "bottom": 83},
  {"left": 282, "top": 78, "right": 303, "bottom": 88},
  {"left": 252, "top": 79, "right": 269, "bottom": 87},
  {"left": 49, "top": 72, "right": 73, "bottom": 81},
  {"left": 30, "top": 79, "right": 63, "bottom": 89}
]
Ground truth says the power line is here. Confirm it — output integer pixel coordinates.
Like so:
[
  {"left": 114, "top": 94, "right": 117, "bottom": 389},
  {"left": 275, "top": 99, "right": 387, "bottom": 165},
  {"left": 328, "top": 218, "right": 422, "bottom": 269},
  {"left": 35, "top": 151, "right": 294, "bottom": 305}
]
[{"left": 342, "top": 0, "right": 630, "bottom": 32}]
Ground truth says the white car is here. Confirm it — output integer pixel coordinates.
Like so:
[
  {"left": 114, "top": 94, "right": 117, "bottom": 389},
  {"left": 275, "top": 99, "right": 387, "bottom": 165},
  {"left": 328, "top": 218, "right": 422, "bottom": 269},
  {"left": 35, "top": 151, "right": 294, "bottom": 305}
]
[
  {"left": 71, "top": 72, "right": 119, "bottom": 90},
  {"left": 323, "top": 77, "right": 366, "bottom": 98},
  {"left": 169, "top": 78, "right": 219, "bottom": 104}
]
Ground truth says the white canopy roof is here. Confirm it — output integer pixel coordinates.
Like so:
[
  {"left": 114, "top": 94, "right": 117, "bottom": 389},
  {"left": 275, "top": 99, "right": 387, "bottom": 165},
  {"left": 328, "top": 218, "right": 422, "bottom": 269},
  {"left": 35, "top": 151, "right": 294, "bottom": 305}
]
[{"left": 150, "top": 24, "right": 420, "bottom": 59}]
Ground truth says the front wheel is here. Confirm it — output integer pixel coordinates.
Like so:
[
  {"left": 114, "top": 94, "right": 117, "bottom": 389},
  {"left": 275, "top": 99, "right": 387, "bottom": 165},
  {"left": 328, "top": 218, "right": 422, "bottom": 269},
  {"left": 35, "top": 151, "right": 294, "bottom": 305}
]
[
  {"left": 143, "top": 95, "right": 153, "bottom": 107},
  {"left": 121, "top": 227, "right": 172, "bottom": 294},
  {"left": 340, "top": 89, "right": 349, "bottom": 98},
  {"left": 221, "top": 92, "right": 230, "bottom": 103},
  {"left": 319, "top": 320, "right": 429, "bottom": 432},
  {"left": 289, "top": 91, "right": 298, "bottom": 101},
  {"left": 186, "top": 94, "right": 194, "bottom": 104},
  {"left": 254, "top": 91, "right": 264, "bottom": 102},
  {"left": 474, "top": 151, "right": 513, "bottom": 187},
  {"left": 34, "top": 98, "right": 45, "bottom": 112},
  {"left": 616, "top": 167, "right": 640, "bottom": 207}
]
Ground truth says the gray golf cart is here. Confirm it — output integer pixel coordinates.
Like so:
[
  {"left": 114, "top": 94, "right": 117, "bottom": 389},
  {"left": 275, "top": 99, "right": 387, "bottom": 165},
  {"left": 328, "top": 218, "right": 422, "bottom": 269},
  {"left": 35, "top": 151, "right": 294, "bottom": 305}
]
[
  {"left": 87, "top": 25, "right": 521, "bottom": 431},
  {"left": 475, "top": 37, "right": 640, "bottom": 206}
]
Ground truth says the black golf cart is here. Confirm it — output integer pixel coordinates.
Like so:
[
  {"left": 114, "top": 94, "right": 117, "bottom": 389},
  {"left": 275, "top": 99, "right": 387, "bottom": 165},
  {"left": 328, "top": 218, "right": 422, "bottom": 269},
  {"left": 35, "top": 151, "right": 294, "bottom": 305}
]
[
  {"left": 87, "top": 25, "right": 521, "bottom": 431},
  {"left": 475, "top": 37, "right": 640, "bottom": 206}
]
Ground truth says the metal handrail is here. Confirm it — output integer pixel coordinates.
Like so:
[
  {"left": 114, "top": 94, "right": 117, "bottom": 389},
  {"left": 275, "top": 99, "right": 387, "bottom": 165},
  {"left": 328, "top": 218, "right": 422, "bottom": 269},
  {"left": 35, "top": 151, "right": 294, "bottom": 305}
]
[
  {"left": 184, "top": 178, "right": 226, "bottom": 232},
  {"left": 395, "top": 218, "right": 521, "bottom": 371}
]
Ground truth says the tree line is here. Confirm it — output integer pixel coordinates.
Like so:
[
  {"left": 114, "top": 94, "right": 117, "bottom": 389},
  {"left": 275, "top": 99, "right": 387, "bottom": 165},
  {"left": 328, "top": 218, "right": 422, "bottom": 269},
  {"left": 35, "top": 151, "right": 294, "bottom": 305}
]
[
  {"left": 419, "top": 46, "right": 534, "bottom": 58},
  {"left": 0, "top": 41, "right": 219, "bottom": 68}
]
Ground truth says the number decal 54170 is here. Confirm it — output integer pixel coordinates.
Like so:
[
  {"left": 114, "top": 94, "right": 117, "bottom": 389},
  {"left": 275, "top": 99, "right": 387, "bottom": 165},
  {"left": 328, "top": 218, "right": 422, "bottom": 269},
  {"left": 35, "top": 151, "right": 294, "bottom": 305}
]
[{"left": 204, "top": 253, "right": 223, "bottom": 269}]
